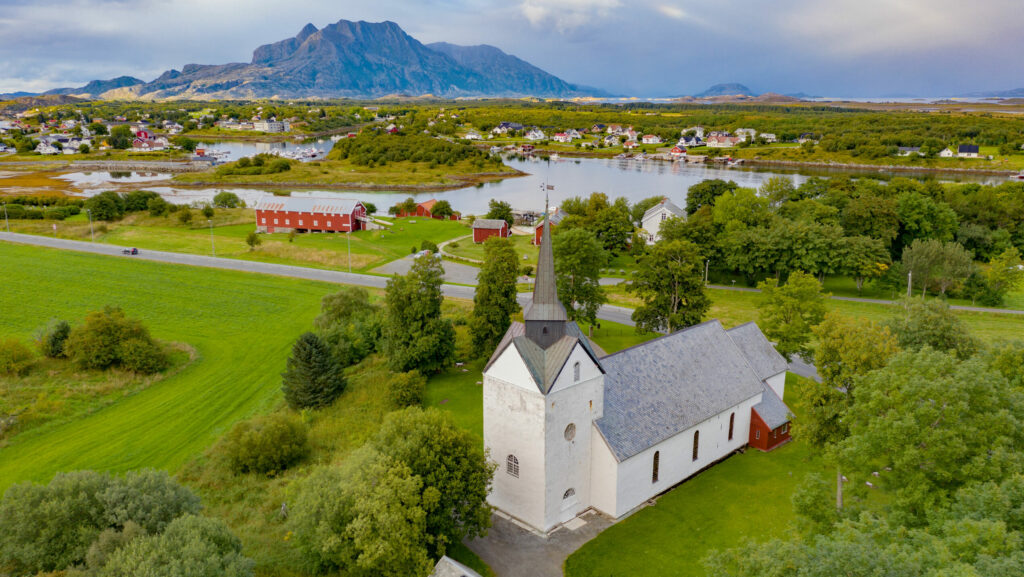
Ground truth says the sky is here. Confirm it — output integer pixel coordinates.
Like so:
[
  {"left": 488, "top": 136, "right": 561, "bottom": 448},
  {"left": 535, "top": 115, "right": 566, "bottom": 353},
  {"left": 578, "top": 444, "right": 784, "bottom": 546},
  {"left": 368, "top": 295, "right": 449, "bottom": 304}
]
[{"left": 1, "top": 0, "right": 1022, "bottom": 97}]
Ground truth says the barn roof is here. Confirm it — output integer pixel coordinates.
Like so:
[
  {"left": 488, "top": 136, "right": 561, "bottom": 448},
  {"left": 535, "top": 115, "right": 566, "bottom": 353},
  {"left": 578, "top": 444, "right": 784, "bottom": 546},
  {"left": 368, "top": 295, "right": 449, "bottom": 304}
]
[
  {"left": 418, "top": 199, "right": 437, "bottom": 212},
  {"left": 255, "top": 196, "right": 362, "bottom": 214},
  {"left": 726, "top": 322, "right": 788, "bottom": 381},
  {"left": 595, "top": 320, "right": 766, "bottom": 462},
  {"left": 473, "top": 218, "right": 507, "bottom": 230}
]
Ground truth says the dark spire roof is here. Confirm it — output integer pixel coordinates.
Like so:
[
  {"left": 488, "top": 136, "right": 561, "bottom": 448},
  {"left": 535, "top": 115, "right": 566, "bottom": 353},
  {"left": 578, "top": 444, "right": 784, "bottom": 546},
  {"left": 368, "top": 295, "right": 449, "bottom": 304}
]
[{"left": 525, "top": 197, "right": 567, "bottom": 323}]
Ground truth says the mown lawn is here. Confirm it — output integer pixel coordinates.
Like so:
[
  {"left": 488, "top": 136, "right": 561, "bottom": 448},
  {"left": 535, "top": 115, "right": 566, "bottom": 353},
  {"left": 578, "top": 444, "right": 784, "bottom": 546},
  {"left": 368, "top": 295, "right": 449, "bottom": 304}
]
[
  {"left": 446, "top": 233, "right": 539, "bottom": 266},
  {"left": 0, "top": 241, "right": 337, "bottom": 489},
  {"left": 6, "top": 211, "right": 472, "bottom": 273},
  {"left": 565, "top": 374, "right": 826, "bottom": 577}
]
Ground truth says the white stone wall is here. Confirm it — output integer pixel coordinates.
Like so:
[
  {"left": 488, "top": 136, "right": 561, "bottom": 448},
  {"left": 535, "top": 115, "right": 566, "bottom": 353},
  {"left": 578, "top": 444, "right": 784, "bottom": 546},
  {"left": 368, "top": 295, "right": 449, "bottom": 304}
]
[
  {"left": 766, "top": 372, "right": 786, "bottom": 399},
  {"left": 589, "top": 429, "right": 619, "bottom": 516},
  {"left": 483, "top": 349, "right": 548, "bottom": 529},
  {"left": 641, "top": 210, "right": 668, "bottom": 244},
  {"left": 610, "top": 393, "right": 762, "bottom": 517}
]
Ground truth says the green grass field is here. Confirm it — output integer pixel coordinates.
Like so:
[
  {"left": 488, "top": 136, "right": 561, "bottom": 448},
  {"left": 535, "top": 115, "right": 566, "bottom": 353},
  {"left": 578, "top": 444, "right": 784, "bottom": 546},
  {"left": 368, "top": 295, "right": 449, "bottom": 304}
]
[
  {"left": 0, "top": 242, "right": 337, "bottom": 489},
  {"left": 565, "top": 374, "right": 826, "bottom": 577},
  {"left": 6, "top": 211, "right": 471, "bottom": 273},
  {"left": 446, "top": 233, "right": 539, "bottom": 266}
]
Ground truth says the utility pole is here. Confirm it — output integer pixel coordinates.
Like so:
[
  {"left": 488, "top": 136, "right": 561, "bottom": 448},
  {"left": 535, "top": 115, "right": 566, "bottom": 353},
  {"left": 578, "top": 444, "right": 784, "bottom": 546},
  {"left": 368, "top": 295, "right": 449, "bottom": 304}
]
[
  {"left": 346, "top": 230, "right": 351, "bottom": 273},
  {"left": 837, "top": 467, "right": 844, "bottom": 511},
  {"left": 705, "top": 259, "right": 710, "bottom": 285},
  {"left": 208, "top": 220, "right": 215, "bottom": 256},
  {"left": 3, "top": 203, "right": 8, "bottom": 233},
  {"left": 86, "top": 209, "right": 94, "bottom": 241},
  {"left": 907, "top": 270, "right": 912, "bottom": 298}
]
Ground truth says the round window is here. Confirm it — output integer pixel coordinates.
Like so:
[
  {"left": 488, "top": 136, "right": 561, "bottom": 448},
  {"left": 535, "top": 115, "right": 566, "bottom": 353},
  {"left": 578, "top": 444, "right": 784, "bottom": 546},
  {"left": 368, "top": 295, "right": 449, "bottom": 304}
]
[{"left": 564, "top": 423, "right": 576, "bottom": 441}]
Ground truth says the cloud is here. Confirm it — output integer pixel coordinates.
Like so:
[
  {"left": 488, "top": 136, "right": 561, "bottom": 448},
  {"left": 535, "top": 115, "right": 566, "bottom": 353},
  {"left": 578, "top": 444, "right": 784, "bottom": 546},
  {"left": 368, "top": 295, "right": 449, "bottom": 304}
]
[
  {"left": 655, "top": 4, "right": 687, "bottom": 20},
  {"left": 519, "top": 0, "right": 621, "bottom": 31}
]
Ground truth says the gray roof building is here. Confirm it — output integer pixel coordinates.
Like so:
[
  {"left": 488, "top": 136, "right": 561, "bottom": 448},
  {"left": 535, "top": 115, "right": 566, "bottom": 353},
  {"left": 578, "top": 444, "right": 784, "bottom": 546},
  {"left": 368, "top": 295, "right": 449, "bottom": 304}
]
[
  {"left": 753, "top": 383, "right": 791, "bottom": 429},
  {"left": 641, "top": 198, "right": 685, "bottom": 223},
  {"left": 472, "top": 218, "right": 508, "bottom": 230},
  {"left": 431, "top": 555, "right": 482, "bottom": 577},
  {"left": 726, "top": 322, "right": 788, "bottom": 381}
]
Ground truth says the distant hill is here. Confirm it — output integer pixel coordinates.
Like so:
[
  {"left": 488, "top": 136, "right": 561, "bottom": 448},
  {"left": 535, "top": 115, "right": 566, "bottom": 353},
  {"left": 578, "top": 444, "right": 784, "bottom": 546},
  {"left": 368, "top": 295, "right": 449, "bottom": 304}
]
[
  {"left": 47, "top": 20, "right": 602, "bottom": 101},
  {"left": 963, "top": 88, "right": 1024, "bottom": 98},
  {"left": 0, "top": 94, "right": 84, "bottom": 111},
  {"left": 695, "top": 83, "right": 755, "bottom": 97},
  {"left": 45, "top": 76, "right": 145, "bottom": 97}
]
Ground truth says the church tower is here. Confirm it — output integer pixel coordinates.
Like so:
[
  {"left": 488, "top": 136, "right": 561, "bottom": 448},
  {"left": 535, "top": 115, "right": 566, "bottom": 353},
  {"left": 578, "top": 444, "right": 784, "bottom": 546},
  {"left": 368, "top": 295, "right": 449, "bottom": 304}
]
[{"left": 482, "top": 201, "right": 605, "bottom": 533}]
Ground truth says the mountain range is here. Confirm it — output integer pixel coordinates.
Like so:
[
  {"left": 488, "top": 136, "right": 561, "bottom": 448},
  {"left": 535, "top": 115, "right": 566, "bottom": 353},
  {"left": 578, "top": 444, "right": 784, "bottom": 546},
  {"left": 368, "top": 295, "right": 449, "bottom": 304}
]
[{"left": 29, "top": 20, "right": 602, "bottom": 101}]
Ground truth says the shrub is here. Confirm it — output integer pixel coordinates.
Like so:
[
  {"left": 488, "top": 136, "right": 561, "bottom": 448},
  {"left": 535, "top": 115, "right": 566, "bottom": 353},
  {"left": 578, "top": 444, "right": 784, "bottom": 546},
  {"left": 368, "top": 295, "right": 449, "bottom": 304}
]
[
  {"left": 84, "top": 191, "right": 126, "bottom": 221},
  {"left": 219, "top": 413, "right": 308, "bottom": 475},
  {"left": 122, "top": 190, "right": 160, "bottom": 213},
  {"left": 178, "top": 208, "right": 193, "bottom": 224},
  {"left": 201, "top": 204, "right": 214, "bottom": 219},
  {"left": 386, "top": 370, "right": 426, "bottom": 408},
  {"left": 147, "top": 197, "right": 171, "bottom": 217},
  {"left": 420, "top": 239, "right": 439, "bottom": 253},
  {"left": 38, "top": 319, "right": 71, "bottom": 358},
  {"left": 245, "top": 231, "right": 261, "bottom": 251},
  {"left": 99, "top": 515, "right": 253, "bottom": 577},
  {"left": 521, "top": 265, "right": 534, "bottom": 277},
  {"left": 64, "top": 306, "right": 168, "bottom": 373},
  {"left": 0, "top": 338, "right": 34, "bottom": 375}
]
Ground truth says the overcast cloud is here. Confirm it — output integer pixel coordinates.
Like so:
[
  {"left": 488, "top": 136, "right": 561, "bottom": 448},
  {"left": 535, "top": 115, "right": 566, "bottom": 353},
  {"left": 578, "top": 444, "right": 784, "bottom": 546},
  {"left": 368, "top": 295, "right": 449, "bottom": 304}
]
[{"left": 1, "top": 0, "right": 1021, "bottom": 96}]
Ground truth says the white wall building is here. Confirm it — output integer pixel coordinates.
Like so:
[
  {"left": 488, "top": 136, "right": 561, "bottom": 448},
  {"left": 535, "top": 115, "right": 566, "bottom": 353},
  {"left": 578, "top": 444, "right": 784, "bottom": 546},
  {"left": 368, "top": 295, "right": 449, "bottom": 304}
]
[
  {"left": 483, "top": 210, "right": 791, "bottom": 533},
  {"left": 640, "top": 198, "right": 685, "bottom": 244}
]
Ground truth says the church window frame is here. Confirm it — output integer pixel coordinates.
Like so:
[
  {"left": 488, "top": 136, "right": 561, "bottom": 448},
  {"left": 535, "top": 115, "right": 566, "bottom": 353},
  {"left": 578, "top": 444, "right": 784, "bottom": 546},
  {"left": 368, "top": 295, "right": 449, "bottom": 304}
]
[
  {"left": 563, "top": 488, "right": 575, "bottom": 500},
  {"left": 728, "top": 413, "right": 735, "bottom": 441},
  {"left": 652, "top": 451, "right": 660, "bottom": 483},
  {"left": 506, "top": 454, "right": 519, "bottom": 478},
  {"left": 564, "top": 423, "right": 576, "bottom": 441},
  {"left": 692, "top": 431, "right": 700, "bottom": 461},
  {"left": 573, "top": 361, "right": 581, "bottom": 382}
]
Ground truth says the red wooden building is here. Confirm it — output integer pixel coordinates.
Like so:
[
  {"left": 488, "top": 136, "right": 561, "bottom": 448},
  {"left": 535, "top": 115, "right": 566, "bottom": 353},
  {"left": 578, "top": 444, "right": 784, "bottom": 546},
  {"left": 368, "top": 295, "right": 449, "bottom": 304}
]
[
  {"left": 397, "top": 199, "right": 459, "bottom": 220},
  {"left": 255, "top": 196, "right": 367, "bottom": 234},
  {"left": 472, "top": 219, "right": 510, "bottom": 243},
  {"left": 533, "top": 209, "right": 567, "bottom": 245},
  {"left": 748, "top": 384, "right": 791, "bottom": 451}
]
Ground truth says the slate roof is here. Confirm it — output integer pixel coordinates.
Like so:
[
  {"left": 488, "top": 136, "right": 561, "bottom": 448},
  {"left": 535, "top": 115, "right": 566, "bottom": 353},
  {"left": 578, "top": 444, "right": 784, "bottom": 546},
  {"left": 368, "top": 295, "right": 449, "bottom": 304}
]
[
  {"left": 255, "top": 196, "right": 362, "bottom": 214},
  {"left": 484, "top": 321, "right": 604, "bottom": 394},
  {"left": 753, "top": 382, "right": 791, "bottom": 429},
  {"left": 958, "top": 144, "right": 980, "bottom": 154},
  {"left": 595, "top": 320, "right": 767, "bottom": 462},
  {"left": 726, "top": 322, "right": 788, "bottom": 381},
  {"left": 431, "top": 555, "right": 482, "bottom": 577},
  {"left": 472, "top": 218, "right": 507, "bottom": 230},
  {"left": 534, "top": 209, "right": 567, "bottom": 228},
  {"left": 642, "top": 199, "right": 685, "bottom": 223}
]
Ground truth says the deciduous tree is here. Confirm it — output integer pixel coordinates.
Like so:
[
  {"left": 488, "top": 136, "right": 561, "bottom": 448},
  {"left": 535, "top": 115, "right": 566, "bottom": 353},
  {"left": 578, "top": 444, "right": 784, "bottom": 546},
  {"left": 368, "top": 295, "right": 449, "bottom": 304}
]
[
  {"left": 552, "top": 228, "right": 607, "bottom": 325},
  {"left": 381, "top": 255, "right": 455, "bottom": 373},
  {"left": 629, "top": 239, "right": 709, "bottom": 333},
  {"left": 469, "top": 237, "right": 521, "bottom": 357},
  {"left": 757, "top": 271, "right": 827, "bottom": 361}
]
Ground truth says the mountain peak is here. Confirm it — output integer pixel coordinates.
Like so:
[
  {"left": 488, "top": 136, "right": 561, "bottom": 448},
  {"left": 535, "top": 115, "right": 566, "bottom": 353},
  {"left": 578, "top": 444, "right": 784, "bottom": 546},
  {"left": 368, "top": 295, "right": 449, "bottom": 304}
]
[
  {"left": 696, "top": 83, "right": 755, "bottom": 97},
  {"left": 297, "top": 23, "right": 318, "bottom": 41}
]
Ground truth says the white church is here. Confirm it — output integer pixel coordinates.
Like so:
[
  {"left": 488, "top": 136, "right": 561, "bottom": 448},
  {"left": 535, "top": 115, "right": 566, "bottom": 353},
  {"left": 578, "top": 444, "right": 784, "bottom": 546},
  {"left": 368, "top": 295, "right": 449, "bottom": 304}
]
[{"left": 482, "top": 212, "right": 792, "bottom": 533}]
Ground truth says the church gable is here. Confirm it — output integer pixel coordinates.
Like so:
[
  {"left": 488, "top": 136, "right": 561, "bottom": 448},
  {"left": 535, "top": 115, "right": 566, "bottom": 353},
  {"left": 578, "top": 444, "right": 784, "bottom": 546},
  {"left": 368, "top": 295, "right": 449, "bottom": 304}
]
[
  {"left": 484, "top": 334, "right": 541, "bottom": 393},
  {"left": 547, "top": 341, "right": 604, "bottom": 395}
]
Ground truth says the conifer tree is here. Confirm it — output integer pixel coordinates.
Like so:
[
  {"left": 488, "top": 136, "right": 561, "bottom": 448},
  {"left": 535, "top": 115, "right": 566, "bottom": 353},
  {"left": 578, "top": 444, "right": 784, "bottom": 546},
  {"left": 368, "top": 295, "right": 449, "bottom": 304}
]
[
  {"left": 470, "top": 238, "right": 521, "bottom": 357},
  {"left": 281, "top": 332, "right": 345, "bottom": 409}
]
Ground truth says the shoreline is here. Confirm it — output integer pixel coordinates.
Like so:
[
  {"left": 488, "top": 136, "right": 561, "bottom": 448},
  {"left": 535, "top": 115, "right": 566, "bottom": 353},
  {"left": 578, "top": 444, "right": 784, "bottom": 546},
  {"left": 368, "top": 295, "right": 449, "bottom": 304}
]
[{"left": 166, "top": 168, "right": 527, "bottom": 193}]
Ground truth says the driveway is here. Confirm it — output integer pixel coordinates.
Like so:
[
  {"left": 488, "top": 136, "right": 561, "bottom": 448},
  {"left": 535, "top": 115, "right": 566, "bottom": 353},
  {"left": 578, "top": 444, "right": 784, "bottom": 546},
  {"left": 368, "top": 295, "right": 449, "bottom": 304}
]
[{"left": 372, "top": 254, "right": 481, "bottom": 285}]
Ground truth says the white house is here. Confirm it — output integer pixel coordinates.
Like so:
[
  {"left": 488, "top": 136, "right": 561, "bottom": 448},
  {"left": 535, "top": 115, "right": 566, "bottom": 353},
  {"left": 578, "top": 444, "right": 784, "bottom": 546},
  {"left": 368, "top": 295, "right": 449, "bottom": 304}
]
[
  {"left": 465, "top": 131, "right": 482, "bottom": 140},
  {"left": 525, "top": 128, "right": 546, "bottom": 141},
  {"left": 683, "top": 126, "right": 705, "bottom": 138},
  {"left": 641, "top": 134, "right": 662, "bottom": 144},
  {"left": 957, "top": 144, "right": 980, "bottom": 158},
  {"left": 706, "top": 135, "right": 743, "bottom": 148},
  {"left": 939, "top": 147, "right": 955, "bottom": 158},
  {"left": 566, "top": 129, "right": 582, "bottom": 140},
  {"left": 760, "top": 133, "right": 778, "bottom": 143},
  {"left": 604, "top": 135, "right": 620, "bottom": 146},
  {"left": 679, "top": 135, "right": 703, "bottom": 147},
  {"left": 735, "top": 128, "right": 757, "bottom": 142},
  {"left": 483, "top": 211, "right": 792, "bottom": 533},
  {"left": 552, "top": 133, "right": 572, "bottom": 143},
  {"left": 640, "top": 198, "right": 685, "bottom": 244},
  {"left": 253, "top": 120, "right": 291, "bottom": 133}
]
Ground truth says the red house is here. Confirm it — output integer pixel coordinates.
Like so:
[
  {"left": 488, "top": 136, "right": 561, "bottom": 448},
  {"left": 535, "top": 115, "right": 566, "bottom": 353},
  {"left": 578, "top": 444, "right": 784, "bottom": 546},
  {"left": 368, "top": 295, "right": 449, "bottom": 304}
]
[
  {"left": 472, "top": 219, "right": 510, "bottom": 243},
  {"left": 397, "top": 199, "right": 459, "bottom": 220},
  {"left": 255, "top": 196, "right": 367, "bottom": 234},
  {"left": 748, "top": 384, "right": 791, "bottom": 451},
  {"left": 533, "top": 209, "right": 567, "bottom": 245}
]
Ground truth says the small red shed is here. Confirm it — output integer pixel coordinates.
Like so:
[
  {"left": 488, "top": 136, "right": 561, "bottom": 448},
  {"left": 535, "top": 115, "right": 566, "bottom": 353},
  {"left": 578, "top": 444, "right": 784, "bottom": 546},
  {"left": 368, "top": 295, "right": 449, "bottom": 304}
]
[
  {"left": 255, "top": 196, "right": 367, "bottom": 234},
  {"left": 397, "top": 199, "right": 459, "bottom": 220},
  {"left": 748, "top": 384, "right": 791, "bottom": 451},
  {"left": 472, "top": 219, "right": 510, "bottom": 243},
  {"left": 533, "top": 209, "right": 567, "bottom": 245}
]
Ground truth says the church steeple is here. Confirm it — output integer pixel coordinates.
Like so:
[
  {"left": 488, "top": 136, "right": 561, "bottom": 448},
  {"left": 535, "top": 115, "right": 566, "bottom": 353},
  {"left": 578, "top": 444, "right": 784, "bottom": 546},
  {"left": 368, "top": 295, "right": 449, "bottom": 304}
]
[{"left": 524, "top": 196, "right": 568, "bottom": 348}]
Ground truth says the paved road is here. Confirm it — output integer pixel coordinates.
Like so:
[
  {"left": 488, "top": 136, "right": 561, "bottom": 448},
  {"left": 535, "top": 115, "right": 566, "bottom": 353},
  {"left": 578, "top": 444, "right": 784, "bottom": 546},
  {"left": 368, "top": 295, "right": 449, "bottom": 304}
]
[{"left": 373, "top": 253, "right": 482, "bottom": 285}]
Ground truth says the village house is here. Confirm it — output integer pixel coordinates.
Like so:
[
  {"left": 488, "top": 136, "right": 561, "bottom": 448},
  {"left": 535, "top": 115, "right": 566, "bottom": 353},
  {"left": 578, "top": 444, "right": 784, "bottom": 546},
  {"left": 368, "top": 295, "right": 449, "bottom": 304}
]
[
  {"left": 604, "top": 135, "right": 620, "bottom": 146},
  {"left": 623, "top": 128, "right": 638, "bottom": 141},
  {"left": 669, "top": 145, "right": 688, "bottom": 159},
  {"left": 566, "top": 129, "right": 582, "bottom": 140},
  {"left": 641, "top": 134, "right": 662, "bottom": 144},
  {"left": 397, "top": 199, "right": 459, "bottom": 220},
  {"left": 797, "top": 133, "right": 818, "bottom": 144},
  {"left": 255, "top": 196, "right": 368, "bottom": 234},
  {"left": 253, "top": 119, "right": 290, "bottom": 133},
  {"left": 492, "top": 122, "right": 524, "bottom": 135},
  {"left": 640, "top": 198, "right": 685, "bottom": 243},
  {"left": 472, "top": 218, "right": 510, "bottom": 243},
  {"left": 525, "top": 128, "right": 546, "bottom": 141},
  {"left": 464, "top": 131, "right": 482, "bottom": 140},
  {"left": 590, "top": 124, "right": 607, "bottom": 133},
  {"left": 679, "top": 135, "right": 703, "bottom": 147},
  {"left": 606, "top": 124, "right": 623, "bottom": 135},
  {"left": 957, "top": 144, "right": 980, "bottom": 158},
  {"left": 623, "top": 140, "right": 639, "bottom": 150},
  {"left": 939, "top": 147, "right": 955, "bottom": 158},
  {"left": 898, "top": 146, "right": 923, "bottom": 156},
  {"left": 706, "top": 135, "right": 743, "bottom": 148},
  {"left": 760, "top": 133, "right": 778, "bottom": 143},
  {"left": 483, "top": 213, "right": 791, "bottom": 533},
  {"left": 552, "top": 133, "right": 572, "bottom": 143},
  {"left": 735, "top": 128, "right": 757, "bottom": 142}
]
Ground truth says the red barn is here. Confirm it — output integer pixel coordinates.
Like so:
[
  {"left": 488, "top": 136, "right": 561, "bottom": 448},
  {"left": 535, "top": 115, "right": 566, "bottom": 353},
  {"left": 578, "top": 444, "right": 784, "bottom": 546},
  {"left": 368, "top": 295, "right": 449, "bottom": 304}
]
[
  {"left": 748, "top": 384, "right": 791, "bottom": 451},
  {"left": 255, "top": 196, "right": 367, "bottom": 234},
  {"left": 472, "top": 219, "right": 510, "bottom": 243},
  {"left": 397, "top": 199, "right": 459, "bottom": 220},
  {"left": 533, "top": 208, "right": 567, "bottom": 245}
]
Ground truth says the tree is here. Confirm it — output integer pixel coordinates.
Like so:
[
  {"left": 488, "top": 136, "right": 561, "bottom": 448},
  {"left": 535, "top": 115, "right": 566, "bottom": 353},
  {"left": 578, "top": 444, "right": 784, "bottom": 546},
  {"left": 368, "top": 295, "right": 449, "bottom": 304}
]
[
  {"left": 64, "top": 306, "right": 167, "bottom": 373},
  {"left": 122, "top": 190, "right": 159, "bottom": 213},
  {"left": 983, "top": 246, "right": 1024, "bottom": 305},
  {"left": 212, "top": 191, "right": 243, "bottom": 208},
  {"left": 711, "top": 187, "right": 772, "bottom": 231},
  {"left": 485, "top": 199, "right": 513, "bottom": 226},
  {"left": 431, "top": 199, "right": 453, "bottom": 218},
  {"left": 629, "top": 239, "right": 710, "bottom": 333},
  {"left": 201, "top": 204, "right": 215, "bottom": 219},
  {"left": 147, "top": 197, "right": 171, "bottom": 217},
  {"left": 838, "top": 349, "right": 1024, "bottom": 520},
  {"left": 386, "top": 370, "right": 427, "bottom": 408},
  {"left": 37, "top": 319, "right": 71, "bottom": 358},
  {"left": 759, "top": 176, "right": 798, "bottom": 205},
  {"left": 840, "top": 236, "right": 891, "bottom": 293},
  {"left": 84, "top": 191, "right": 126, "bottom": 221},
  {"left": 469, "top": 237, "right": 521, "bottom": 357},
  {"left": 552, "top": 228, "right": 608, "bottom": 325},
  {"left": 178, "top": 208, "right": 193, "bottom": 224},
  {"left": 685, "top": 179, "right": 737, "bottom": 215},
  {"left": 900, "top": 238, "right": 973, "bottom": 296},
  {"left": 171, "top": 136, "right": 198, "bottom": 153},
  {"left": 391, "top": 197, "right": 417, "bottom": 217},
  {"left": 100, "top": 515, "right": 254, "bottom": 577},
  {"left": 78, "top": 143, "right": 91, "bottom": 154},
  {"left": 218, "top": 413, "right": 308, "bottom": 475},
  {"left": 631, "top": 195, "right": 665, "bottom": 225},
  {"left": 281, "top": 332, "right": 346, "bottom": 409},
  {"left": 841, "top": 195, "right": 899, "bottom": 245},
  {"left": 805, "top": 312, "right": 900, "bottom": 449},
  {"left": 245, "top": 231, "right": 260, "bottom": 251},
  {"left": 591, "top": 204, "right": 634, "bottom": 254},
  {"left": 757, "top": 271, "right": 827, "bottom": 361},
  {"left": 315, "top": 287, "right": 382, "bottom": 368},
  {"left": 381, "top": 255, "right": 455, "bottom": 373},
  {"left": 894, "top": 192, "right": 959, "bottom": 257},
  {"left": 884, "top": 298, "right": 979, "bottom": 360},
  {"left": 362, "top": 201, "right": 377, "bottom": 215},
  {"left": 107, "top": 125, "right": 133, "bottom": 149},
  {"left": 0, "top": 339, "right": 34, "bottom": 376}
]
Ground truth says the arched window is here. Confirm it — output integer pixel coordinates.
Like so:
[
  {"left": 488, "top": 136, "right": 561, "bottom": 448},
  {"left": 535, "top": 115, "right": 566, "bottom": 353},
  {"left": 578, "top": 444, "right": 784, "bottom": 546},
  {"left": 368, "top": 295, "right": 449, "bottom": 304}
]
[
  {"left": 728, "top": 413, "right": 735, "bottom": 441},
  {"left": 652, "top": 451, "right": 660, "bottom": 483},
  {"left": 563, "top": 488, "right": 575, "bottom": 499},
  {"left": 573, "top": 361, "right": 581, "bottom": 382},
  {"left": 542, "top": 326, "right": 548, "bottom": 334},
  {"left": 564, "top": 423, "right": 576, "bottom": 441},
  {"left": 506, "top": 454, "right": 519, "bottom": 478},
  {"left": 692, "top": 431, "right": 700, "bottom": 461}
]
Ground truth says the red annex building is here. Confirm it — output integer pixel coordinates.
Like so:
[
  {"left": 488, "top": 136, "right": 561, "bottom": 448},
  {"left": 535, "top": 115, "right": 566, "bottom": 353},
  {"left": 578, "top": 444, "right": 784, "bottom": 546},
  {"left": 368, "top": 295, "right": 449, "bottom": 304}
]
[
  {"left": 748, "top": 384, "right": 791, "bottom": 451},
  {"left": 533, "top": 209, "right": 567, "bottom": 245},
  {"left": 397, "top": 199, "right": 459, "bottom": 220},
  {"left": 255, "top": 196, "right": 367, "bottom": 234},
  {"left": 472, "top": 219, "right": 510, "bottom": 243}
]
